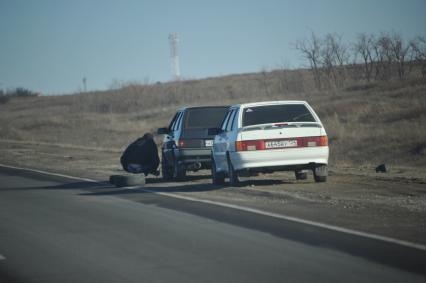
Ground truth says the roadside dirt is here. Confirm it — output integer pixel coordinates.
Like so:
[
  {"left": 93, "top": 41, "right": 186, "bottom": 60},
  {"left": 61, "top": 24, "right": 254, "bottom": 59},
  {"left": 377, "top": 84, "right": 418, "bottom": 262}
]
[{"left": 1, "top": 139, "right": 425, "bottom": 245}]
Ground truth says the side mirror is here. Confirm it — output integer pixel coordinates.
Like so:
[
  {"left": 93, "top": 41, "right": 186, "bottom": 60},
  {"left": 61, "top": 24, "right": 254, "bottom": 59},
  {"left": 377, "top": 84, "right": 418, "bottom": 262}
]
[
  {"left": 208, "top": 128, "right": 222, "bottom": 136},
  {"left": 157, "top": 127, "right": 169, "bottom": 135}
]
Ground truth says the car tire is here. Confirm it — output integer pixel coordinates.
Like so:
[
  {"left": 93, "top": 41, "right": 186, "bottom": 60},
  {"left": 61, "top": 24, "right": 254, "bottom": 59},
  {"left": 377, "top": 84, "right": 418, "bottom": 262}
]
[
  {"left": 313, "top": 165, "right": 328, "bottom": 183},
  {"left": 295, "top": 171, "right": 308, "bottom": 180},
  {"left": 227, "top": 156, "right": 239, "bottom": 187},
  {"left": 211, "top": 156, "right": 225, "bottom": 185},
  {"left": 114, "top": 174, "right": 146, "bottom": 187},
  {"left": 161, "top": 154, "right": 173, "bottom": 181},
  {"left": 173, "top": 159, "right": 186, "bottom": 181}
]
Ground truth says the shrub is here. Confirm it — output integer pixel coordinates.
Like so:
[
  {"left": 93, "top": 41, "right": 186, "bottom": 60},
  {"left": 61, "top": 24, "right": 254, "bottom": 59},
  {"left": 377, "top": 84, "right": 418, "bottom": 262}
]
[
  {"left": 7, "top": 88, "right": 38, "bottom": 97},
  {"left": 0, "top": 94, "right": 10, "bottom": 104}
]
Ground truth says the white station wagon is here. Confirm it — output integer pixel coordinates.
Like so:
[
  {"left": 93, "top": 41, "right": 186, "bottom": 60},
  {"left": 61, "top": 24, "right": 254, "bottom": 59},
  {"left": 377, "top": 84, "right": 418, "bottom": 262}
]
[{"left": 210, "top": 101, "right": 329, "bottom": 186}]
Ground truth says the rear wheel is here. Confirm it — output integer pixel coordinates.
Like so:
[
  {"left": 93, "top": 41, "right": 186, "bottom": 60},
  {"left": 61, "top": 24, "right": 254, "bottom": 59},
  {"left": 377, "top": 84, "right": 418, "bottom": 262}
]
[
  {"left": 227, "top": 156, "right": 239, "bottom": 186},
  {"left": 211, "top": 156, "right": 225, "bottom": 185},
  {"left": 173, "top": 159, "right": 186, "bottom": 181},
  {"left": 161, "top": 154, "right": 173, "bottom": 181},
  {"left": 313, "top": 165, "right": 328, "bottom": 182},
  {"left": 295, "top": 170, "right": 308, "bottom": 180}
]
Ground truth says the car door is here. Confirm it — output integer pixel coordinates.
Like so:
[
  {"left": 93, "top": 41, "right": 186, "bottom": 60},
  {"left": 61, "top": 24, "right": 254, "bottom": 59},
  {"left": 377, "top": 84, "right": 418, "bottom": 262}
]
[
  {"left": 214, "top": 108, "right": 237, "bottom": 172},
  {"left": 213, "top": 109, "right": 232, "bottom": 172},
  {"left": 163, "top": 111, "right": 183, "bottom": 164},
  {"left": 223, "top": 108, "right": 239, "bottom": 168}
]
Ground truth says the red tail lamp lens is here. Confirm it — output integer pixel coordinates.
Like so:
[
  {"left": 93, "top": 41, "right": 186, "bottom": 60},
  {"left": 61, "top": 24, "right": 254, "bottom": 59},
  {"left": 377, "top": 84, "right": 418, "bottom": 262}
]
[
  {"left": 318, "top": 136, "right": 328, "bottom": 146},
  {"left": 236, "top": 140, "right": 265, "bottom": 151},
  {"left": 301, "top": 136, "right": 328, "bottom": 147},
  {"left": 177, "top": 140, "right": 186, "bottom": 148}
]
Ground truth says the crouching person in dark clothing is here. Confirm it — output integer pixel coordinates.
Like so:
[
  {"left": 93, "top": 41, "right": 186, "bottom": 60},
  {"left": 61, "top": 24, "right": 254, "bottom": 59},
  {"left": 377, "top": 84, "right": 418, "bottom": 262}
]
[{"left": 120, "top": 133, "right": 160, "bottom": 176}]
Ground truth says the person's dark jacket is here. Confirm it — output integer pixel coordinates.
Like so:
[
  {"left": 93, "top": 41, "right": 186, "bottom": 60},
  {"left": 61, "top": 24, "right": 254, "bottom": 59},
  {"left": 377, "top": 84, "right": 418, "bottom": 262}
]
[{"left": 120, "top": 133, "right": 160, "bottom": 175}]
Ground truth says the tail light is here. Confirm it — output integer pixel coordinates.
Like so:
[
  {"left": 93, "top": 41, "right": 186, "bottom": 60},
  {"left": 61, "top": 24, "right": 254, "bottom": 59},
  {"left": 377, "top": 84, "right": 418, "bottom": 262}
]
[
  {"left": 301, "top": 136, "right": 328, "bottom": 147},
  {"left": 236, "top": 136, "right": 328, "bottom": 151},
  {"left": 236, "top": 140, "right": 265, "bottom": 151},
  {"left": 175, "top": 139, "right": 206, "bottom": 148},
  {"left": 176, "top": 139, "right": 186, "bottom": 148}
]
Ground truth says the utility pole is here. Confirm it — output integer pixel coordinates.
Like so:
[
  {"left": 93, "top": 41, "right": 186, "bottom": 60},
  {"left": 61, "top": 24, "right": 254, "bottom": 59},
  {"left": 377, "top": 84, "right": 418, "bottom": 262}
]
[
  {"left": 82, "top": 77, "right": 87, "bottom": 92},
  {"left": 169, "top": 33, "right": 181, "bottom": 80}
]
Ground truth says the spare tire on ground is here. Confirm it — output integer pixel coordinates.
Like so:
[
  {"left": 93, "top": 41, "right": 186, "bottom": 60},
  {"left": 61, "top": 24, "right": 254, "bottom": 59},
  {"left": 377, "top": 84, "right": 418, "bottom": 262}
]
[{"left": 109, "top": 174, "right": 146, "bottom": 187}]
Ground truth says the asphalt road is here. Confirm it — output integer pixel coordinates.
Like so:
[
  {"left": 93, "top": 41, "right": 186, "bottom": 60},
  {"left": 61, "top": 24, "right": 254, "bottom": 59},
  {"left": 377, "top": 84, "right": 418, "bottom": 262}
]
[{"left": 0, "top": 166, "right": 425, "bottom": 283}]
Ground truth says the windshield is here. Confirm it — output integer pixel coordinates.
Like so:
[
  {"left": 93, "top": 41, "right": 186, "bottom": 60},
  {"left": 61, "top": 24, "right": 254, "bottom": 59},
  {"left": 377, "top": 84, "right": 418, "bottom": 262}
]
[
  {"left": 184, "top": 107, "right": 229, "bottom": 129},
  {"left": 242, "top": 104, "right": 316, "bottom": 127}
]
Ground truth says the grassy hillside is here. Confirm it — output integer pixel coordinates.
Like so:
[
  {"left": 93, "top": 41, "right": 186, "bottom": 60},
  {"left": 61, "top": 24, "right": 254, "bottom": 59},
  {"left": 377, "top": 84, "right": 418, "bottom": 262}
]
[{"left": 0, "top": 68, "right": 425, "bottom": 168}]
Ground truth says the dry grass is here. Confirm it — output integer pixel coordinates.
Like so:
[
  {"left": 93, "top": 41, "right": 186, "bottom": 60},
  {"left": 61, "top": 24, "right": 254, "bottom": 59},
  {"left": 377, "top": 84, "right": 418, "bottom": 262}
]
[{"left": 0, "top": 67, "right": 425, "bottom": 168}]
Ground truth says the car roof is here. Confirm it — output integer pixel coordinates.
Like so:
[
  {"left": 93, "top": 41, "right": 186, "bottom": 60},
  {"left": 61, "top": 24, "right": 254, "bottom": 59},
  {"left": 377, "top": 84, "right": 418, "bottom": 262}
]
[
  {"left": 230, "top": 100, "right": 309, "bottom": 109},
  {"left": 177, "top": 105, "right": 229, "bottom": 112}
]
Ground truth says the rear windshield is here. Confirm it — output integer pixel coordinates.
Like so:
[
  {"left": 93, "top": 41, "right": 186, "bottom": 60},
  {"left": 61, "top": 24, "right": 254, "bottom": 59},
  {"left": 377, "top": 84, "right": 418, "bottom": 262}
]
[
  {"left": 242, "top": 104, "right": 316, "bottom": 127},
  {"left": 184, "top": 107, "right": 229, "bottom": 129}
]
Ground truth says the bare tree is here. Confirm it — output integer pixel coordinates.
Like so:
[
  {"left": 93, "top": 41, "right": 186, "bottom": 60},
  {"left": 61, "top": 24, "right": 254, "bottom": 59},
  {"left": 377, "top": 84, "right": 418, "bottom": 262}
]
[
  {"left": 320, "top": 34, "right": 336, "bottom": 87},
  {"left": 388, "top": 32, "right": 411, "bottom": 79},
  {"left": 295, "top": 31, "right": 323, "bottom": 89},
  {"left": 277, "top": 60, "right": 291, "bottom": 93},
  {"left": 260, "top": 67, "right": 271, "bottom": 96},
  {"left": 329, "top": 34, "right": 349, "bottom": 67},
  {"left": 373, "top": 33, "right": 396, "bottom": 80},
  {"left": 355, "top": 33, "right": 375, "bottom": 82},
  {"left": 410, "top": 35, "right": 426, "bottom": 77},
  {"left": 322, "top": 33, "right": 349, "bottom": 87},
  {"left": 296, "top": 30, "right": 424, "bottom": 87}
]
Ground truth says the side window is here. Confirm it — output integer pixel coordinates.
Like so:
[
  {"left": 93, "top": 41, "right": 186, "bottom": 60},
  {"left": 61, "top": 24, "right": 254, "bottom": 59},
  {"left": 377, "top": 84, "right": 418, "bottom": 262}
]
[
  {"left": 174, "top": 112, "right": 184, "bottom": 131},
  {"left": 171, "top": 112, "right": 182, "bottom": 131},
  {"left": 221, "top": 111, "right": 232, "bottom": 131},
  {"left": 230, "top": 109, "right": 239, "bottom": 131},
  {"left": 168, "top": 112, "right": 179, "bottom": 130},
  {"left": 226, "top": 110, "right": 236, "bottom": 132}
]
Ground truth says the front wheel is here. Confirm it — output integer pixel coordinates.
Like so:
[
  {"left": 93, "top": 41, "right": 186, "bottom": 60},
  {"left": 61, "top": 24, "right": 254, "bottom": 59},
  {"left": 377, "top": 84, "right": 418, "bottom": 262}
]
[
  {"left": 313, "top": 165, "right": 328, "bottom": 182},
  {"left": 227, "top": 156, "right": 239, "bottom": 186},
  {"left": 211, "top": 156, "right": 225, "bottom": 185}
]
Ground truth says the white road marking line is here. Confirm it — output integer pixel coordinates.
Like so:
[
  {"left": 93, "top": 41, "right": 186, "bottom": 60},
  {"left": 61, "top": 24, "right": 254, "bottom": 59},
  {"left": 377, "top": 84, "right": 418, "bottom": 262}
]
[
  {"left": 0, "top": 254, "right": 6, "bottom": 261},
  {"left": 0, "top": 163, "right": 99, "bottom": 183},
  {"left": 1, "top": 163, "right": 426, "bottom": 252},
  {"left": 143, "top": 189, "right": 426, "bottom": 251}
]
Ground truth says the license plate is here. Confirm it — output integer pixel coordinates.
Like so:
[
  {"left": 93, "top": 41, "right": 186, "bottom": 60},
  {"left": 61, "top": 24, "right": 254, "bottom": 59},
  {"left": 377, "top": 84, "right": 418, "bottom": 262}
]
[
  {"left": 205, "top": 140, "right": 214, "bottom": 147},
  {"left": 265, "top": 139, "right": 297, "bottom": 149}
]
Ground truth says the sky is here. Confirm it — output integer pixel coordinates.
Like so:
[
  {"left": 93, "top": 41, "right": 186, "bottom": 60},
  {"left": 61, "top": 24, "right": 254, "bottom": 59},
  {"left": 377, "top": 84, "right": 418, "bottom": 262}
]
[{"left": 0, "top": 0, "right": 425, "bottom": 95}]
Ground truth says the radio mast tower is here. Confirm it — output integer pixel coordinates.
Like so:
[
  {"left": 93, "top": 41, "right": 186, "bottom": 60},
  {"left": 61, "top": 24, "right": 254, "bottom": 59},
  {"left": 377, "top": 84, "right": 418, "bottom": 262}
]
[{"left": 168, "top": 33, "right": 181, "bottom": 80}]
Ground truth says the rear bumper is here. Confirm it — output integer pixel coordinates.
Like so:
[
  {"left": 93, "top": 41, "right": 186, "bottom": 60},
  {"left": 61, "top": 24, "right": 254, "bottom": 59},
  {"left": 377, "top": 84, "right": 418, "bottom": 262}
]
[
  {"left": 229, "top": 146, "right": 329, "bottom": 171},
  {"left": 175, "top": 148, "right": 212, "bottom": 165}
]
